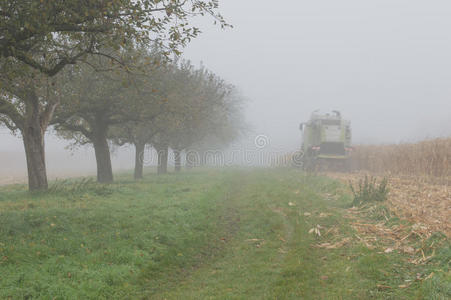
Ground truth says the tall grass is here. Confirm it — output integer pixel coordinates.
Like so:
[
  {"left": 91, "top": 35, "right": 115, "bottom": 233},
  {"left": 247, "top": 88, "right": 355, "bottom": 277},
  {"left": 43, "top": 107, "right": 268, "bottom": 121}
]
[{"left": 351, "top": 138, "right": 451, "bottom": 178}]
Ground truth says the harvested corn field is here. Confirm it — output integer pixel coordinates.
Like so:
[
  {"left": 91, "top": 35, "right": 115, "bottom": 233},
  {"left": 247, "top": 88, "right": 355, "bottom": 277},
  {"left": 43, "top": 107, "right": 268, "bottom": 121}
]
[{"left": 329, "top": 172, "right": 451, "bottom": 238}]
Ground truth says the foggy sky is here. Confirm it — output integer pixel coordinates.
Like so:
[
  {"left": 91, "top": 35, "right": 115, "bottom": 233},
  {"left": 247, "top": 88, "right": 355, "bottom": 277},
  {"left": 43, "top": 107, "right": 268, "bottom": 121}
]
[
  {"left": 2, "top": 0, "right": 451, "bottom": 175},
  {"left": 184, "top": 0, "right": 451, "bottom": 149}
]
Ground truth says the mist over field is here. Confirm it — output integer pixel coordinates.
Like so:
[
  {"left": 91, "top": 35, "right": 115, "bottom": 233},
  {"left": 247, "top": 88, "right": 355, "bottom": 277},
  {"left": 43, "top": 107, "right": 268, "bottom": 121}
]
[
  {"left": 1, "top": 2, "right": 451, "bottom": 298},
  {"left": 2, "top": 0, "right": 451, "bottom": 177}
]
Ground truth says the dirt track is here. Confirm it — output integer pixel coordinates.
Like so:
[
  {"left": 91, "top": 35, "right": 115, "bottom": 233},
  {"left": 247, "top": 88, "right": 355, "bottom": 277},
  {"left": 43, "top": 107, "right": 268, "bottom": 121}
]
[
  {"left": 0, "top": 176, "right": 27, "bottom": 186},
  {"left": 0, "top": 172, "right": 98, "bottom": 186},
  {"left": 0, "top": 150, "right": 116, "bottom": 186}
]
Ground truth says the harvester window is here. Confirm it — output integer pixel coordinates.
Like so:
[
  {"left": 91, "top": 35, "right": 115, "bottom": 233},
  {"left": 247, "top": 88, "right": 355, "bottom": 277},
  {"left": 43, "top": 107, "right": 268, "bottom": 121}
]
[{"left": 321, "top": 120, "right": 340, "bottom": 126}]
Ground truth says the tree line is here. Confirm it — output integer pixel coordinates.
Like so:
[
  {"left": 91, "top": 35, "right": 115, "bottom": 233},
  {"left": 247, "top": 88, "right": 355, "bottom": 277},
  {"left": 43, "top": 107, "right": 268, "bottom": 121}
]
[{"left": 0, "top": 0, "right": 242, "bottom": 191}]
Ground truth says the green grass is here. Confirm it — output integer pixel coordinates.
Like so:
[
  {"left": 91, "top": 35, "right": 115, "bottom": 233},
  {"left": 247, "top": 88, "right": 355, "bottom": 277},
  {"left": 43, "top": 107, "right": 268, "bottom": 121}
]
[{"left": 0, "top": 168, "right": 449, "bottom": 299}]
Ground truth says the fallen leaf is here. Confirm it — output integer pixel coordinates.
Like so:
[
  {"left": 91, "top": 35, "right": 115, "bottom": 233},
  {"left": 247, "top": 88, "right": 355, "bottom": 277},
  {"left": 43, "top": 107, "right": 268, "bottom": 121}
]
[
  {"left": 245, "top": 239, "right": 263, "bottom": 242},
  {"left": 308, "top": 226, "right": 322, "bottom": 237},
  {"left": 377, "top": 284, "right": 391, "bottom": 290},
  {"left": 315, "top": 238, "right": 351, "bottom": 249},
  {"left": 319, "top": 212, "right": 332, "bottom": 218}
]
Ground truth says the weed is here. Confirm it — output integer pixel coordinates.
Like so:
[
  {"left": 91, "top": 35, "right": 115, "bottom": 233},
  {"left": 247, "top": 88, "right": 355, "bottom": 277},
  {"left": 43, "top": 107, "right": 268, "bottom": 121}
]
[{"left": 349, "top": 175, "right": 389, "bottom": 206}]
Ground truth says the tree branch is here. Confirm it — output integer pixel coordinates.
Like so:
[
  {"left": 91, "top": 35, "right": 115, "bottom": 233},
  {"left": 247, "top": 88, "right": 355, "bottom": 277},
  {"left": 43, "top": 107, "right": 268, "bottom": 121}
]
[
  {"left": 14, "top": 49, "right": 89, "bottom": 77},
  {"left": 40, "top": 101, "right": 59, "bottom": 130},
  {"left": 57, "top": 121, "right": 92, "bottom": 139},
  {"left": 0, "top": 96, "right": 24, "bottom": 130}
]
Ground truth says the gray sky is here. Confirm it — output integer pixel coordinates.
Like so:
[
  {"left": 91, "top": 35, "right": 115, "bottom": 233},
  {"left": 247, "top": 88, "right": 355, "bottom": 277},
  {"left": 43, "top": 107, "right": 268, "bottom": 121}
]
[
  {"left": 183, "top": 0, "right": 451, "bottom": 149},
  {"left": 2, "top": 0, "right": 451, "bottom": 174}
]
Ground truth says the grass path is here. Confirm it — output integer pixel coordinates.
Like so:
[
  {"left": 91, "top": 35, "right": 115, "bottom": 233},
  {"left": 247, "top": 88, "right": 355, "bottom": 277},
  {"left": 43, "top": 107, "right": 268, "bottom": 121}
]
[
  {"left": 152, "top": 169, "right": 449, "bottom": 299},
  {"left": 0, "top": 169, "right": 449, "bottom": 299}
]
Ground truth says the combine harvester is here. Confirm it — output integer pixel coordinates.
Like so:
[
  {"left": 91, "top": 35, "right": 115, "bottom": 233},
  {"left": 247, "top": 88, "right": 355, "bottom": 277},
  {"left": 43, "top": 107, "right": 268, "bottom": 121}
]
[{"left": 299, "top": 110, "right": 353, "bottom": 171}]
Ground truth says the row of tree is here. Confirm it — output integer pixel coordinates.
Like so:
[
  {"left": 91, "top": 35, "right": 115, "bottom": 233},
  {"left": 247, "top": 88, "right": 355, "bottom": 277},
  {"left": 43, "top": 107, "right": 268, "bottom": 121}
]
[
  {"left": 0, "top": 0, "right": 238, "bottom": 191},
  {"left": 1, "top": 46, "right": 245, "bottom": 190}
]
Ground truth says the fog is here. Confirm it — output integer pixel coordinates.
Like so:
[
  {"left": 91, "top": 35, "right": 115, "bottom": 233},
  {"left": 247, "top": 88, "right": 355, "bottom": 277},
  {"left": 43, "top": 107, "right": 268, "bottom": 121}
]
[
  {"left": 183, "top": 0, "right": 451, "bottom": 148},
  {"left": 2, "top": 0, "right": 451, "bottom": 178}
]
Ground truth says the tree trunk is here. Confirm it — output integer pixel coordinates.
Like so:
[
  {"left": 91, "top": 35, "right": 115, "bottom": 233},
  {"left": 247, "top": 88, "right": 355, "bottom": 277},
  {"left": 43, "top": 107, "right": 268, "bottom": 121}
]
[
  {"left": 3, "top": 85, "right": 57, "bottom": 192},
  {"left": 156, "top": 145, "right": 169, "bottom": 175},
  {"left": 92, "top": 129, "right": 113, "bottom": 183},
  {"left": 134, "top": 142, "right": 145, "bottom": 180},
  {"left": 22, "top": 124, "right": 48, "bottom": 191},
  {"left": 174, "top": 149, "right": 182, "bottom": 172}
]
